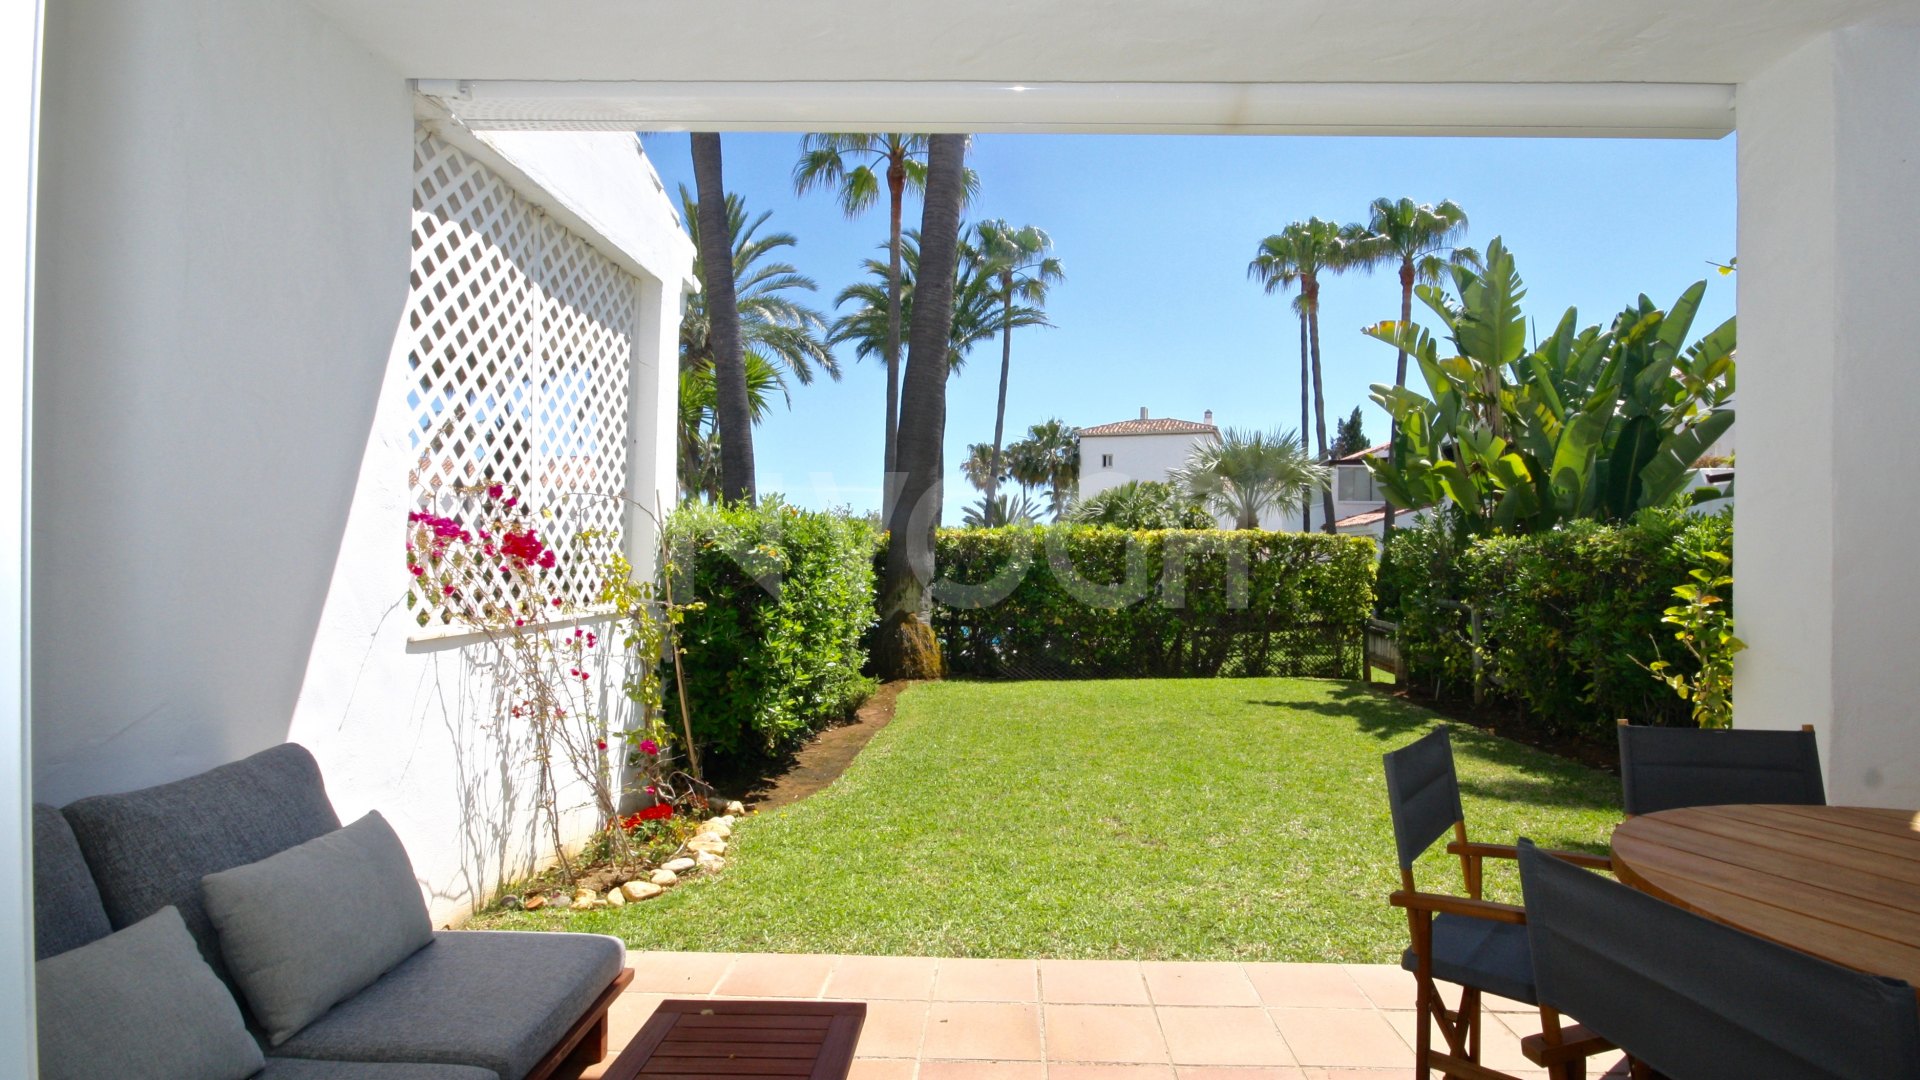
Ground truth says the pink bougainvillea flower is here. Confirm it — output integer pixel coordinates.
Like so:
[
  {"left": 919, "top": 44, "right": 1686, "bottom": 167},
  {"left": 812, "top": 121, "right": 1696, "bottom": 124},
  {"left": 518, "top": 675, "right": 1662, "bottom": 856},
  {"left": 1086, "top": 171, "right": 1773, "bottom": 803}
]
[
  {"left": 595, "top": 739, "right": 607, "bottom": 751},
  {"left": 585, "top": 632, "right": 597, "bottom": 648},
  {"left": 538, "top": 550, "right": 557, "bottom": 569},
  {"left": 639, "top": 738, "right": 660, "bottom": 757},
  {"left": 442, "top": 584, "right": 456, "bottom": 596},
  {"left": 504, "top": 496, "right": 518, "bottom": 508},
  {"left": 499, "top": 528, "right": 546, "bottom": 565},
  {"left": 644, "top": 784, "right": 657, "bottom": 796},
  {"left": 551, "top": 598, "right": 564, "bottom": 607},
  {"left": 513, "top": 618, "right": 525, "bottom": 627},
  {"left": 409, "top": 564, "right": 425, "bottom": 577},
  {"left": 486, "top": 483, "right": 504, "bottom": 500}
]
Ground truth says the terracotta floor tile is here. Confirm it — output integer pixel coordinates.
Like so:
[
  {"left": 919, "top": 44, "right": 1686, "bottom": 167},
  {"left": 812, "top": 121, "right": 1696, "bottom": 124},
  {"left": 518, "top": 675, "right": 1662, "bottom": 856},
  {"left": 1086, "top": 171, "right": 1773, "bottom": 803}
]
[
  {"left": 1040, "top": 959, "right": 1152, "bottom": 1005},
  {"left": 1156, "top": 1008, "right": 1294, "bottom": 1067},
  {"left": 831, "top": 955, "right": 942, "bottom": 1000},
  {"left": 1172, "top": 1069, "right": 1309, "bottom": 1080},
  {"left": 923, "top": 1002, "right": 1046, "bottom": 1060},
  {"left": 1267, "top": 1008, "right": 1407, "bottom": 1069},
  {"left": 1043, "top": 1004, "right": 1169, "bottom": 1064},
  {"left": 1049, "top": 1065, "right": 1178, "bottom": 1080},
  {"left": 936, "top": 958, "right": 1040, "bottom": 1002},
  {"left": 1484, "top": 992, "right": 1536, "bottom": 1013},
  {"left": 623, "top": 950, "right": 736, "bottom": 995},
  {"left": 1494, "top": 1013, "right": 1630, "bottom": 1075},
  {"left": 1337, "top": 966, "right": 1414, "bottom": 1011},
  {"left": 1381, "top": 1008, "right": 1537, "bottom": 1075},
  {"left": 1142, "top": 962, "right": 1261, "bottom": 1007},
  {"left": 857, "top": 999, "right": 934, "bottom": 1059},
  {"left": 920, "top": 1063, "right": 1047, "bottom": 1080},
  {"left": 711, "top": 952, "right": 836, "bottom": 998},
  {"left": 1239, "top": 964, "right": 1371, "bottom": 1010},
  {"left": 849, "top": 1060, "right": 920, "bottom": 1080}
]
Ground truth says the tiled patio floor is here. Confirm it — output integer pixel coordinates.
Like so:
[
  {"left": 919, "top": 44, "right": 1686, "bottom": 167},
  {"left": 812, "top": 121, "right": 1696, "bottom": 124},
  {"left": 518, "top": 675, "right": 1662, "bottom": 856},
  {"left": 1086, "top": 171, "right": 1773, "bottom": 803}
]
[{"left": 571, "top": 953, "right": 1630, "bottom": 1080}]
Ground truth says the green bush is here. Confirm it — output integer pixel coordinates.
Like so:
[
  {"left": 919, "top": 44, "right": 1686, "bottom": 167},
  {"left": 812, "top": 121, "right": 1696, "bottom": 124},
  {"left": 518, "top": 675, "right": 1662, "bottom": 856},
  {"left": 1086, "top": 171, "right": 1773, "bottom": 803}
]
[
  {"left": 664, "top": 500, "right": 878, "bottom": 760},
  {"left": 886, "top": 526, "right": 1376, "bottom": 679},
  {"left": 1384, "top": 508, "right": 1735, "bottom": 740}
]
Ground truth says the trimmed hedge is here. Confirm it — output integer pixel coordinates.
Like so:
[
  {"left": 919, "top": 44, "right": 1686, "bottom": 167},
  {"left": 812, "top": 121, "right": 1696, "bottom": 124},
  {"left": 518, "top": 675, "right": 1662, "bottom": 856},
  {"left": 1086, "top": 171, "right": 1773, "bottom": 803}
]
[
  {"left": 885, "top": 526, "right": 1376, "bottom": 679},
  {"left": 664, "top": 500, "right": 877, "bottom": 759},
  {"left": 1382, "top": 508, "right": 1735, "bottom": 740}
]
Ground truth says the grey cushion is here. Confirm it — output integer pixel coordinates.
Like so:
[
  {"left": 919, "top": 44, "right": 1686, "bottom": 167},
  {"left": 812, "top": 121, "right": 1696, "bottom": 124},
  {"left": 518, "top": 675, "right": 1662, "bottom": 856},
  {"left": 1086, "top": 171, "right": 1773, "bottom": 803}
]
[
  {"left": 204, "top": 811, "right": 435, "bottom": 1045},
  {"left": 256, "top": 1060, "right": 499, "bottom": 1080},
  {"left": 35, "top": 906, "right": 265, "bottom": 1080},
  {"left": 1401, "top": 912, "right": 1537, "bottom": 1005},
  {"left": 273, "top": 930, "right": 625, "bottom": 1080},
  {"left": 30, "top": 803, "right": 111, "bottom": 959},
  {"left": 62, "top": 742, "right": 341, "bottom": 985}
]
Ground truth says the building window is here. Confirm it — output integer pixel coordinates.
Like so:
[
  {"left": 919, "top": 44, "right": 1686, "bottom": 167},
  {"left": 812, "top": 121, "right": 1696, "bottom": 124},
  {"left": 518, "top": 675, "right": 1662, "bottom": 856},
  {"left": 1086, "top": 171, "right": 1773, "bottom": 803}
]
[
  {"left": 403, "top": 129, "right": 640, "bottom": 630},
  {"left": 1101, "top": 453, "right": 1114, "bottom": 468},
  {"left": 1337, "top": 466, "right": 1380, "bottom": 503}
]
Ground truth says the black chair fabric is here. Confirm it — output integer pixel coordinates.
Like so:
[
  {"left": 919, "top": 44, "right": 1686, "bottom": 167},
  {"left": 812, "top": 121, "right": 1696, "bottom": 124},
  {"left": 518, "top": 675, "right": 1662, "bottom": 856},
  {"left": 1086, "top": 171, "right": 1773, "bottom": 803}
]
[
  {"left": 1399, "top": 914, "right": 1537, "bottom": 1005},
  {"left": 1617, "top": 725, "right": 1825, "bottom": 815},
  {"left": 1517, "top": 839, "right": 1920, "bottom": 1080},
  {"left": 1382, "top": 726, "right": 1464, "bottom": 870}
]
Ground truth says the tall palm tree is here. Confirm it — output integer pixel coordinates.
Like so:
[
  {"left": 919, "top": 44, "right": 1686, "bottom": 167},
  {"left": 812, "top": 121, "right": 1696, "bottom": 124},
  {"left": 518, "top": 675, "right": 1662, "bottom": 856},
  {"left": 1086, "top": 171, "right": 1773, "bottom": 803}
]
[
  {"left": 876, "top": 133, "right": 969, "bottom": 680},
  {"left": 1006, "top": 418, "right": 1081, "bottom": 519},
  {"left": 793, "top": 136, "right": 979, "bottom": 520},
  {"left": 690, "top": 133, "right": 754, "bottom": 504},
  {"left": 1249, "top": 219, "right": 1365, "bottom": 532},
  {"left": 972, "top": 219, "right": 1064, "bottom": 510},
  {"left": 830, "top": 231, "right": 1041, "bottom": 376},
  {"left": 678, "top": 358, "right": 781, "bottom": 501},
  {"left": 959, "top": 442, "right": 1004, "bottom": 493},
  {"left": 1170, "top": 427, "right": 1331, "bottom": 530},
  {"left": 1355, "top": 197, "right": 1474, "bottom": 533},
  {"left": 1249, "top": 244, "right": 1315, "bottom": 529},
  {"left": 678, "top": 187, "right": 837, "bottom": 392}
]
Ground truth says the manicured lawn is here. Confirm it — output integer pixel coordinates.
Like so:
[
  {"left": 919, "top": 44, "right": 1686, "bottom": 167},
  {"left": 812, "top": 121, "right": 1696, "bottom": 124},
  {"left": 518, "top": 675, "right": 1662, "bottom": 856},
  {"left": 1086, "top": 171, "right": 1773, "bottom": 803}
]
[{"left": 473, "top": 678, "right": 1620, "bottom": 962}]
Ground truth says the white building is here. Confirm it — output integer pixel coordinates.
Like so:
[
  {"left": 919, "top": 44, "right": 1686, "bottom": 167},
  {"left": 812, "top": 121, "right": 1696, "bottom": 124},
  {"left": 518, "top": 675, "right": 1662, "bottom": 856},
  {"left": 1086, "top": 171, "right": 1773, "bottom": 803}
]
[
  {"left": 1305, "top": 443, "right": 1435, "bottom": 538},
  {"left": 1077, "top": 407, "right": 1304, "bottom": 531}
]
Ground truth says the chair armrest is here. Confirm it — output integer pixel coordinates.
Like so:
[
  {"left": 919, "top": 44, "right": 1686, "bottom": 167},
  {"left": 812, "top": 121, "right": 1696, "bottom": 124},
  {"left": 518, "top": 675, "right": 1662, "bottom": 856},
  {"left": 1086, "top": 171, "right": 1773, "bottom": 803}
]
[
  {"left": 1389, "top": 890, "right": 1527, "bottom": 924},
  {"left": 1447, "top": 841, "right": 1613, "bottom": 871},
  {"left": 1520, "top": 1024, "right": 1614, "bottom": 1067}
]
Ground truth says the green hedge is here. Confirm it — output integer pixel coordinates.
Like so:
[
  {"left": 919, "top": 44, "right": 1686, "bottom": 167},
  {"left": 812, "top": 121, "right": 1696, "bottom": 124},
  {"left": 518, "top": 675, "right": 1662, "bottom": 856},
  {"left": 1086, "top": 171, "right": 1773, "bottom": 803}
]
[
  {"left": 664, "top": 500, "right": 877, "bottom": 759},
  {"left": 885, "top": 526, "right": 1376, "bottom": 679},
  {"left": 1382, "top": 508, "right": 1734, "bottom": 740}
]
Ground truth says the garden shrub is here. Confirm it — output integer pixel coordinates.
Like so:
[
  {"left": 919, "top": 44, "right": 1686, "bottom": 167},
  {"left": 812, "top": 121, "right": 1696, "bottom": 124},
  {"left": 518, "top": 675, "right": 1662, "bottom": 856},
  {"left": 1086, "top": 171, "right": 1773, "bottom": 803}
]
[
  {"left": 1384, "top": 508, "right": 1735, "bottom": 741},
  {"left": 883, "top": 526, "right": 1376, "bottom": 679},
  {"left": 664, "top": 500, "right": 878, "bottom": 760}
]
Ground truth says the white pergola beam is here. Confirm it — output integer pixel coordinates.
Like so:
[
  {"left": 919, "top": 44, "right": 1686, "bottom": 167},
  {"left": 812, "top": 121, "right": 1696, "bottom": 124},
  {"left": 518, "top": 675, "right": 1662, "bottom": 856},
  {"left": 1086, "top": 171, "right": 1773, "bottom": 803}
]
[{"left": 424, "top": 80, "right": 1736, "bottom": 139}]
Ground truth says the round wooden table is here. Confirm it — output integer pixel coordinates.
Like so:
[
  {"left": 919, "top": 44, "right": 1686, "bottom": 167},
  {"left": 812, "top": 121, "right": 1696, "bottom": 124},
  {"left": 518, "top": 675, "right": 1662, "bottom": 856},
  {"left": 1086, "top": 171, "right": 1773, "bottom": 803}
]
[{"left": 1611, "top": 804, "right": 1920, "bottom": 988}]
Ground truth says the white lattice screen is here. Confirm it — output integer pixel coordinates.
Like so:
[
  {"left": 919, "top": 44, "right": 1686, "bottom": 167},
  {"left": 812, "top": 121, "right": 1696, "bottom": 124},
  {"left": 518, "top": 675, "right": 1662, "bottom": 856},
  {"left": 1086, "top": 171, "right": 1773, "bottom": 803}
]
[{"left": 406, "top": 129, "right": 640, "bottom": 628}]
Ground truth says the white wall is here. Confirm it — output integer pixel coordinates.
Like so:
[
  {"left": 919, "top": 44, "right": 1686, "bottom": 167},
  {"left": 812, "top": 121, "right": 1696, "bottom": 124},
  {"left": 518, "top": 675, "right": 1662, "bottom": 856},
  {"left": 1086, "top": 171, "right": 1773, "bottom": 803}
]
[
  {"left": 1734, "top": 18, "right": 1920, "bottom": 805},
  {"left": 1079, "top": 433, "right": 1204, "bottom": 502},
  {"left": 30, "top": 0, "right": 690, "bottom": 928}
]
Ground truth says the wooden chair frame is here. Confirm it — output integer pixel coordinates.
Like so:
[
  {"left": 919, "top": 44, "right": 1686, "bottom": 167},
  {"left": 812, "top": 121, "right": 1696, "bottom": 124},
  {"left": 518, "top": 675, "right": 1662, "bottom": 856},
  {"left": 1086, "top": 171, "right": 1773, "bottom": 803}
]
[{"left": 1392, "top": 819, "right": 1615, "bottom": 1080}]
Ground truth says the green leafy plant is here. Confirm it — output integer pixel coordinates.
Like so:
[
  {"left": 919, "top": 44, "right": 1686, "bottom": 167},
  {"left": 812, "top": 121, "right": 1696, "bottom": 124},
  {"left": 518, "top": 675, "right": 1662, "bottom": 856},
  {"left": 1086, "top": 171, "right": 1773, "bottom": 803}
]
[
  {"left": 1067, "top": 480, "right": 1215, "bottom": 530},
  {"left": 1645, "top": 552, "right": 1745, "bottom": 729},
  {"left": 1364, "top": 238, "right": 1735, "bottom": 535}
]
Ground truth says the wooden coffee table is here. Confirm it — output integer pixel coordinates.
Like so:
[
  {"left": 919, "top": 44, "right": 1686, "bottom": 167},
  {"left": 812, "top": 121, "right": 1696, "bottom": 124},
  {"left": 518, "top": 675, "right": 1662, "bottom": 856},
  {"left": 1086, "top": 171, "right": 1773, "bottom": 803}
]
[{"left": 601, "top": 999, "right": 867, "bottom": 1080}]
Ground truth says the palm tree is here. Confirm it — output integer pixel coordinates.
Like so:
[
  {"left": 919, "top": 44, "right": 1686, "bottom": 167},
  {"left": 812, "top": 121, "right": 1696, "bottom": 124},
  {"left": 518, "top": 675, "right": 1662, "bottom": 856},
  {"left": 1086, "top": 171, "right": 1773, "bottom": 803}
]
[
  {"left": 690, "top": 133, "right": 754, "bottom": 504},
  {"left": 678, "top": 188, "right": 837, "bottom": 393},
  {"left": 1355, "top": 197, "right": 1473, "bottom": 532},
  {"left": 1170, "top": 428, "right": 1331, "bottom": 530},
  {"left": 1249, "top": 219, "right": 1366, "bottom": 532},
  {"left": 961, "top": 490, "right": 1042, "bottom": 528},
  {"left": 1249, "top": 244, "right": 1314, "bottom": 529},
  {"left": 678, "top": 358, "right": 782, "bottom": 501},
  {"left": 876, "top": 133, "right": 969, "bottom": 680},
  {"left": 959, "top": 442, "right": 1004, "bottom": 493},
  {"left": 1006, "top": 418, "right": 1080, "bottom": 519},
  {"left": 972, "top": 220, "right": 1064, "bottom": 509},
  {"left": 794, "top": 136, "right": 979, "bottom": 520},
  {"left": 1067, "top": 480, "right": 1212, "bottom": 530},
  {"left": 830, "top": 231, "right": 1041, "bottom": 377}
]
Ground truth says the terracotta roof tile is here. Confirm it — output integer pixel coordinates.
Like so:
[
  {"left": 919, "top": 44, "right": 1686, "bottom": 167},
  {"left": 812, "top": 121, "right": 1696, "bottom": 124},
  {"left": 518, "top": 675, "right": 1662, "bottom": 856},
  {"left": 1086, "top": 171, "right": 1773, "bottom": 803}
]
[{"left": 1079, "top": 417, "right": 1220, "bottom": 437}]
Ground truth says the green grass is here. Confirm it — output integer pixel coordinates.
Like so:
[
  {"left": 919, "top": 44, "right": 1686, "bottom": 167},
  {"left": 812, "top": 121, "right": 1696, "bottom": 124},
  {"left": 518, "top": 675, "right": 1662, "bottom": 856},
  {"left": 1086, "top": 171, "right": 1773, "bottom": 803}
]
[{"left": 471, "top": 678, "right": 1620, "bottom": 962}]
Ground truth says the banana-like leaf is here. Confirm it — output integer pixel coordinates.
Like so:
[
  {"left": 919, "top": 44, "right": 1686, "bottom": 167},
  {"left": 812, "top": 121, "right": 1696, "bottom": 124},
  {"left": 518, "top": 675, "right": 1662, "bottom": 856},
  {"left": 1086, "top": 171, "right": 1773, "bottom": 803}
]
[
  {"left": 1655, "top": 281, "right": 1707, "bottom": 360},
  {"left": 1638, "top": 408, "right": 1736, "bottom": 509}
]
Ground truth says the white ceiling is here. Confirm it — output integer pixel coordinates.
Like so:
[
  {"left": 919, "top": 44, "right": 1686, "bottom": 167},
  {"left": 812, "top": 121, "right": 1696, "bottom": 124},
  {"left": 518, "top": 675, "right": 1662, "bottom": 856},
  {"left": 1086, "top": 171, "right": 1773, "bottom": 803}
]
[{"left": 310, "top": 0, "right": 1908, "bottom": 85}]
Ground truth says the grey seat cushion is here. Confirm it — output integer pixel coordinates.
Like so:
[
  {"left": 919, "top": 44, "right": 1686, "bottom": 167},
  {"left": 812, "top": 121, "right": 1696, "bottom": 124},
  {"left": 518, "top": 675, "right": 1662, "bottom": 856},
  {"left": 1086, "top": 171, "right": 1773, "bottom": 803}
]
[
  {"left": 36, "top": 906, "right": 266, "bottom": 1080},
  {"left": 204, "top": 811, "right": 435, "bottom": 1045},
  {"left": 30, "top": 803, "right": 111, "bottom": 959},
  {"left": 1401, "top": 912, "right": 1537, "bottom": 1005},
  {"left": 256, "top": 1059, "right": 499, "bottom": 1080},
  {"left": 273, "top": 930, "right": 625, "bottom": 1080},
  {"left": 62, "top": 743, "right": 341, "bottom": 983}
]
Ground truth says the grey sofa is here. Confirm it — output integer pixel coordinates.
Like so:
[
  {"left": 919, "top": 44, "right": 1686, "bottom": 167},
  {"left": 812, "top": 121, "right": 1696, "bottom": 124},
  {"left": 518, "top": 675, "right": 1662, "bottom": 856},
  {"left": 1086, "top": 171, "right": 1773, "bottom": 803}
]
[{"left": 32, "top": 743, "right": 633, "bottom": 1080}]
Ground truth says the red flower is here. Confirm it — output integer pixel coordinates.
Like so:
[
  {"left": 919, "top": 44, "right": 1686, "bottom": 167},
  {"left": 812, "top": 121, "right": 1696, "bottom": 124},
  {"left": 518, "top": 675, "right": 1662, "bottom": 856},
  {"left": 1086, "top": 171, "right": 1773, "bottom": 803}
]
[
  {"left": 487, "top": 483, "right": 504, "bottom": 500},
  {"left": 499, "top": 528, "right": 546, "bottom": 565},
  {"left": 595, "top": 739, "right": 607, "bottom": 751},
  {"left": 409, "top": 564, "right": 425, "bottom": 577},
  {"left": 638, "top": 738, "right": 660, "bottom": 757},
  {"left": 636, "top": 803, "right": 672, "bottom": 822}
]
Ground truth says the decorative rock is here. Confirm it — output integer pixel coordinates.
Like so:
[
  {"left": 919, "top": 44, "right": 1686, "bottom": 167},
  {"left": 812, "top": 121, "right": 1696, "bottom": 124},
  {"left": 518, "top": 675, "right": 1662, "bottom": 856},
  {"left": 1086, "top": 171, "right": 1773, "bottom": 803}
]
[
  {"left": 591, "top": 899, "right": 609, "bottom": 909},
  {"left": 695, "top": 851, "right": 726, "bottom": 872},
  {"left": 552, "top": 895, "right": 572, "bottom": 909},
  {"left": 724, "top": 800, "right": 746, "bottom": 816},
  {"left": 522, "top": 895, "right": 546, "bottom": 911},
  {"left": 499, "top": 895, "right": 523, "bottom": 911},
  {"left": 573, "top": 889, "right": 598, "bottom": 904},
  {"left": 650, "top": 868, "right": 679, "bottom": 887},
  {"left": 662, "top": 857, "right": 696, "bottom": 874},
  {"left": 621, "top": 881, "right": 664, "bottom": 903},
  {"left": 606, "top": 887, "right": 626, "bottom": 907},
  {"left": 698, "top": 819, "right": 731, "bottom": 839},
  {"left": 688, "top": 835, "right": 726, "bottom": 856}
]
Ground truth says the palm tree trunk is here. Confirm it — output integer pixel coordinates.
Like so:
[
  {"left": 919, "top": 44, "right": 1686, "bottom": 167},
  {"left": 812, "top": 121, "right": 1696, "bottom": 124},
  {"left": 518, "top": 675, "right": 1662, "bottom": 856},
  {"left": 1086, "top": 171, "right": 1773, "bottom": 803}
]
[
  {"left": 1306, "top": 284, "right": 1335, "bottom": 534},
  {"left": 1298, "top": 309, "right": 1311, "bottom": 532},
  {"left": 876, "top": 133, "right": 967, "bottom": 680},
  {"left": 691, "top": 132, "right": 755, "bottom": 505},
  {"left": 1383, "top": 260, "right": 1413, "bottom": 535},
  {"left": 882, "top": 164, "right": 906, "bottom": 522},
  {"left": 984, "top": 279, "right": 1013, "bottom": 507}
]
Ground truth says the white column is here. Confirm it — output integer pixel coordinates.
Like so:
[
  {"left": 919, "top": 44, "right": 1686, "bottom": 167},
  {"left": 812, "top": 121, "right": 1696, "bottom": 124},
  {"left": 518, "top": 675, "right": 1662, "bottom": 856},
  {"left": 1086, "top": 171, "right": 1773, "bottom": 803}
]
[
  {"left": 2, "top": 0, "right": 42, "bottom": 1074},
  {"left": 1734, "top": 20, "right": 1920, "bottom": 806}
]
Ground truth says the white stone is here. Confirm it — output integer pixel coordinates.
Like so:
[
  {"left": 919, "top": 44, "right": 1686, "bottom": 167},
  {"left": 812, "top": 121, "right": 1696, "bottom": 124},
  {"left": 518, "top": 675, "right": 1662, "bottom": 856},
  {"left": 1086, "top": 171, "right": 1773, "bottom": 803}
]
[
  {"left": 724, "top": 801, "right": 747, "bottom": 816},
  {"left": 621, "top": 881, "right": 664, "bottom": 902},
  {"left": 687, "top": 835, "right": 726, "bottom": 856},
  {"left": 695, "top": 851, "right": 726, "bottom": 872},
  {"left": 698, "top": 818, "right": 731, "bottom": 839},
  {"left": 606, "top": 886, "right": 626, "bottom": 907},
  {"left": 650, "top": 868, "right": 679, "bottom": 886},
  {"left": 662, "top": 857, "right": 696, "bottom": 874}
]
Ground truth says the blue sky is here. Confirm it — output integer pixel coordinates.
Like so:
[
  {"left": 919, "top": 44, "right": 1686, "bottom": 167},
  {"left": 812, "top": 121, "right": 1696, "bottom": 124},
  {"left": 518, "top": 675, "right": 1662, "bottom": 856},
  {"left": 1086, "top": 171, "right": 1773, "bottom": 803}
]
[{"left": 642, "top": 132, "right": 1737, "bottom": 522}]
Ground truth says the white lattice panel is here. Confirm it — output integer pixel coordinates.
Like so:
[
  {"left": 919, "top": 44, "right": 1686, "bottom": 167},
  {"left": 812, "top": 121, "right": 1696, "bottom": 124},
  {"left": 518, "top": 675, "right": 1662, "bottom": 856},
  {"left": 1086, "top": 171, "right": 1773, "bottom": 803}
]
[{"left": 406, "top": 130, "right": 638, "bottom": 626}]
